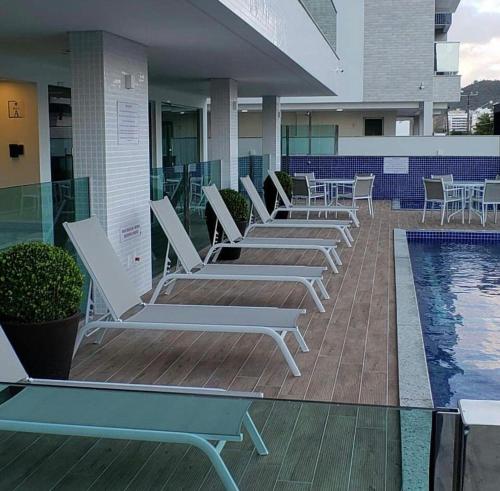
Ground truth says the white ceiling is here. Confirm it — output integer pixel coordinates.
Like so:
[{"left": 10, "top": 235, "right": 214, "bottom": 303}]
[{"left": 0, "top": 0, "right": 336, "bottom": 97}]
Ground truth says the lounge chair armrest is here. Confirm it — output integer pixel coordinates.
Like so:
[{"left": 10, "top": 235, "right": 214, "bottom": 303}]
[{"left": 28, "top": 378, "right": 264, "bottom": 399}]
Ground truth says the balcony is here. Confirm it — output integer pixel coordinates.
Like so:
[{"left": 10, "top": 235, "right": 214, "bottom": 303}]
[
  {"left": 435, "top": 41, "right": 460, "bottom": 75},
  {"left": 435, "top": 12, "right": 453, "bottom": 33}
]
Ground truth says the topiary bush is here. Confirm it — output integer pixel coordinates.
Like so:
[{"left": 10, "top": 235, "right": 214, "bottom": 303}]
[
  {"left": 275, "top": 171, "right": 293, "bottom": 197},
  {"left": 0, "top": 242, "right": 84, "bottom": 324},
  {"left": 219, "top": 189, "right": 249, "bottom": 222}
]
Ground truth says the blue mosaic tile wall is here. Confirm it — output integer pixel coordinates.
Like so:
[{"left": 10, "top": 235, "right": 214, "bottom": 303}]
[
  {"left": 406, "top": 230, "right": 500, "bottom": 243},
  {"left": 282, "top": 156, "right": 500, "bottom": 201}
]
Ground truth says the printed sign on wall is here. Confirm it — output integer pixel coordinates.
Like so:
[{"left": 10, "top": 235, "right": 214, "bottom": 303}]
[
  {"left": 117, "top": 101, "right": 139, "bottom": 144},
  {"left": 383, "top": 157, "right": 409, "bottom": 174},
  {"left": 8, "top": 100, "right": 24, "bottom": 118}
]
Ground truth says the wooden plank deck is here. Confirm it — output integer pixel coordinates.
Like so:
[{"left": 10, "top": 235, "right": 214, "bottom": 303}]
[{"left": 69, "top": 201, "right": 499, "bottom": 405}]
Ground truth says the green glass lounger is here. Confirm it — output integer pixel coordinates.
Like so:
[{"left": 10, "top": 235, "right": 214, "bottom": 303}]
[
  {"left": 203, "top": 184, "right": 342, "bottom": 273},
  {"left": 150, "top": 195, "right": 329, "bottom": 312},
  {"left": 63, "top": 217, "right": 307, "bottom": 376},
  {"left": 0, "top": 327, "right": 267, "bottom": 491},
  {"left": 268, "top": 170, "right": 360, "bottom": 229},
  {"left": 242, "top": 175, "right": 355, "bottom": 247}
]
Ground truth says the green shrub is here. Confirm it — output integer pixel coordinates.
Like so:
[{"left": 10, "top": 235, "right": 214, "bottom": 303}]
[
  {"left": 275, "top": 171, "right": 293, "bottom": 197},
  {"left": 219, "top": 189, "right": 249, "bottom": 222},
  {"left": 0, "top": 242, "right": 84, "bottom": 324}
]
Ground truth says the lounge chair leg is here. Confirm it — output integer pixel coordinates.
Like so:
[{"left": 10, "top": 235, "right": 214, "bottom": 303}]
[
  {"left": 330, "top": 247, "right": 342, "bottom": 266},
  {"left": 422, "top": 202, "right": 426, "bottom": 223},
  {"left": 291, "top": 329, "right": 309, "bottom": 353},
  {"left": 339, "top": 228, "right": 351, "bottom": 247},
  {"left": 151, "top": 277, "right": 167, "bottom": 303},
  {"left": 315, "top": 279, "right": 330, "bottom": 300},
  {"left": 269, "top": 331, "right": 301, "bottom": 376},
  {"left": 301, "top": 279, "right": 325, "bottom": 312},
  {"left": 320, "top": 248, "right": 339, "bottom": 273},
  {"left": 344, "top": 227, "right": 354, "bottom": 243},
  {"left": 243, "top": 413, "right": 268, "bottom": 456},
  {"left": 188, "top": 436, "right": 239, "bottom": 491}
]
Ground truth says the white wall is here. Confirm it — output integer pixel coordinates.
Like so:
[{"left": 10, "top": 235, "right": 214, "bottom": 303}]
[{"left": 338, "top": 136, "right": 500, "bottom": 157}]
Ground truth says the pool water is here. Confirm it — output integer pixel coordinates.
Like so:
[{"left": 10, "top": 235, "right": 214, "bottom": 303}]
[{"left": 409, "top": 239, "right": 500, "bottom": 407}]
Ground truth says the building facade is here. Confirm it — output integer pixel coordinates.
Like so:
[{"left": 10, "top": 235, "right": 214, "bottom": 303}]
[{"left": 239, "top": 0, "right": 462, "bottom": 156}]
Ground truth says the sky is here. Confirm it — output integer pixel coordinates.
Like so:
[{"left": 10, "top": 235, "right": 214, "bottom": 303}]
[{"left": 448, "top": 0, "right": 500, "bottom": 85}]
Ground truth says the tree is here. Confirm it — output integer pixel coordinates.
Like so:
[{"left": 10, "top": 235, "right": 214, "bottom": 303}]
[{"left": 474, "top": 112, "right": 494, "bottom": 135}]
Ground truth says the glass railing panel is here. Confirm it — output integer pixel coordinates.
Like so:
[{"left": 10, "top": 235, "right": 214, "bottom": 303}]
[
  {"left": 0, "top": 178, "right": 91, "bottom": 311},
  {"left": 238, "top": 154, "right": 270, "bottom": 197},
  {"left": 282, "top": 125, "right": 339, "bottom": 156},
  {"left": 435, "top": 41, "right": 460, "bottom": 74},
  {"left": 150, "top": 160, "right": 221, "bottom": 277},
  {"left": 0, "top": 383, "right": 460, "bottom": 490}
]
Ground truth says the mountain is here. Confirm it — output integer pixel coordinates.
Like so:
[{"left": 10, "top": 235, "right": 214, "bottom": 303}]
[{"left": 449, "top": 80, "right": 500, "bottom": 110}]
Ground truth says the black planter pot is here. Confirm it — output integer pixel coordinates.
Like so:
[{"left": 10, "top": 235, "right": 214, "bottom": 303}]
[
  {"left": 205, "top": 204, "right": 247, "bottom": 260},
  {"left": 263, "top": 176, "right": 290, "bottom": 219},
  {"left": 2, "top": 312, "right": 80, "bottom": 379}
]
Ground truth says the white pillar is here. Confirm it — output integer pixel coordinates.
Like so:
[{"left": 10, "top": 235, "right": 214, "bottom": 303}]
[
  {"left": 262, "top": 96, "right": 281, "bottom": 170},
  {"left": 70, "top": 31, "right": 152, "bottom": 295},
  {"left": 209, "top": 79, "right": 238, "bottom": 189},
  {"left": 420, "top": 101, "right": 434, "bottom": 136}
]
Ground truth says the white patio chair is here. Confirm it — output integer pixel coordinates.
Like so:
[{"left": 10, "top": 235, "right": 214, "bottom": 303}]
[
  {"left": 150, "top": 196, "right": 329, "bottom": 312},
  {"left": 202, "top": 185, "right": 342, "bottom": 273},
  {"left": 0, "top": 326, "right": 267, "bottom": 491},
  {"left": 351, "top": 175, "right": 376, "bottom": 218},
  {"left": 292, "top": 173, "right": 327, "bottom": 214},
  {"left": 63, "top": 217, "right": 308, "bottom": 376},
  {"left": 268, "top": 171, "right": 360, "bottom": 227},
  {"left": 422, "top": 178, "right": 464, "bottom": 225},
  {"left": 470, "top": 180, "right": 500, "bottom": 226},
  {"left": 241, "top": 176, "right": 353, "bottom": 248}
]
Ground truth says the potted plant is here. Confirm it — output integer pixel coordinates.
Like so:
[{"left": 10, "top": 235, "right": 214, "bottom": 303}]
[
  {"left": 263, "top": 171, "right": 292, "bottom": 219},
  {"left": 205, "top": 189, "right": 249, "bottom": 260},
  {"left": 0, "top": 242, "right": 84, "bottom": 379}
]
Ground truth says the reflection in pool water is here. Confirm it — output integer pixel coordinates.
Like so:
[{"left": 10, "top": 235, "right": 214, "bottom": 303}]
[{"left": 409, "top": 240, "right": 500, "bottom": 408}]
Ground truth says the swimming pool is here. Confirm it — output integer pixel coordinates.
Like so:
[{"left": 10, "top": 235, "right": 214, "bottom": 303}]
[{"left": 408, "top": 231, "right": 500, "bottom": 408}]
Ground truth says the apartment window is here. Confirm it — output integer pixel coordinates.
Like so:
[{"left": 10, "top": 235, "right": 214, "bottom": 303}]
[{"left": 364, "top": 118, "right": 384, "bottom": 136}]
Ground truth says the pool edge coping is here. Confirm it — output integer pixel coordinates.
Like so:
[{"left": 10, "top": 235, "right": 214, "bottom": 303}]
[{"left": 394, "top": 228, "right": 433, "bottom": 408}]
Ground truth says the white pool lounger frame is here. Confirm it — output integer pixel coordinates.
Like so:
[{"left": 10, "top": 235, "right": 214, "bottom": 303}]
[
  {"left": 268, "top": 170, "right": 360, "bottom": 228},
  {"left": 203, "top": 184, "right": 342, "bottom": 272},
  {"left": 0, "top": 326, "right": 267, "bottom": 491},
  {"left": 150, "top": 196, "right": 329, "bottom": 312},
  {"left": 63, "top": 217, "right": 307, "bottom": 376},
  {"left": 241, "top": 175, "right": 354, "bottom": 247}
]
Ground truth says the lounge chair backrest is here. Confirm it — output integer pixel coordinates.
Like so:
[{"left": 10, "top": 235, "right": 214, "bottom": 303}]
[
  {"left": 268, "top": 171, "right": 293, "bottom": 208},
  {"left": 483, "top": 180, "right": 500, "bottom": 203},
  {"left": 240, "top": 176, "right": 272, "bottom": 223},
  {"left": 353, "top": 175, "right": 375, "bottom": 198},
  {"left": 202, "top": 185, "right": 244, "bottom": 242},
  {"left": 64, "top": 217, "right": 142, "bottom": 319},
  {"left": 150, "top": 197, "right": 203, "bottom": 272},
  {"left": 423, "top": 178, "right": 445, "bottom": 201},
  {"left": 0, "top": 325, "right": 29, "bottom": 382}
]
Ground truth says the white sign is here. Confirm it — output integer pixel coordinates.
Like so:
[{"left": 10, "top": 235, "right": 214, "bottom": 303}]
[
  {"left": 120, "top": 223, "right": 141, "bottom": 242},
  {"left": 117, "top": 101, "right": 139, "bottom": 144},
  {"left": 384, "top": 157, "right": 409, "bottom": 174}
]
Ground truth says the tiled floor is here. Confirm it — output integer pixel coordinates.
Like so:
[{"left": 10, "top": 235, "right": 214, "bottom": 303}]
[{"left": 69, "top": 201, "right": 500, "bottom": 406}]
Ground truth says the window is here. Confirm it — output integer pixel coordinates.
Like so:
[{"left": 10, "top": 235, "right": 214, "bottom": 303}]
[{"left": 364, "top": 118, "right": 384, "bottom": 136}]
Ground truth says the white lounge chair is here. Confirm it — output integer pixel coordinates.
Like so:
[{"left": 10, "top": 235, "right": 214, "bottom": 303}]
[
  {"left": 268, "top": 170, "right": 360, "bottom": 228},
  {"left": 0, "top": 326, "right": 267, "bottom": 491},
  {"left": 241, "top": 176, "right": 353, "bottom": 247},
  {"left": 150, "top": 196, "right": 329, "bottom": 312},
  {"left": 63, "top": 217, "right": 308, "bottom": 376},
  {"left": 202, "top": 185, "right": 342, "bottom": 273}
]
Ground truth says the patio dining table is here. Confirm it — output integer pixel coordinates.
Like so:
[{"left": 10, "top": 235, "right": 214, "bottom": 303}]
[
  {"left": 445, "top": 180, "right": 485, "bottom": 224},
  {"left": 316, "top": 178, "right": 355, "bottom": 205}
]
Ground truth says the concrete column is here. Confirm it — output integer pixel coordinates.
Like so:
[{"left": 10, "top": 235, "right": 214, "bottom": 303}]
[
  {"left": 209, "top": 79, "right": 238, "bottom": 189},
  {"left": 70, "top": 31, "right": 152, "bottom": 295},
  {"left": 420, "top": 101, "right": 434, "bottom": 136},
  {"left": 262, "top": 96, "right": 281, "bottom": 170}
]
